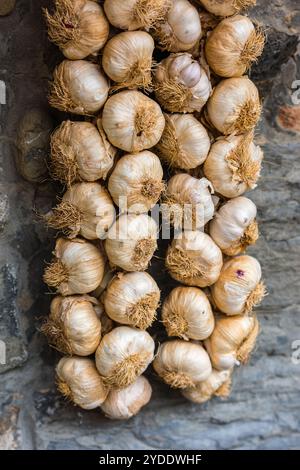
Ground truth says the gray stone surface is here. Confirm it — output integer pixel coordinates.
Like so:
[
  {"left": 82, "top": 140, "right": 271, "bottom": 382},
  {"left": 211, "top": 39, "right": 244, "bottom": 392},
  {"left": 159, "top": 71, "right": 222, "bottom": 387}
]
[{"left": 0, "top": 0, "right": 300, "bottom": 450}]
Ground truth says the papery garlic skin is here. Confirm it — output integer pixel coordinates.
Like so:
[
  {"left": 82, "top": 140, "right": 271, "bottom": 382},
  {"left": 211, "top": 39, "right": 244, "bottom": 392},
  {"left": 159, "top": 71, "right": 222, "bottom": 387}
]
[
  {"left": 105, "top": 213, "right": 158, "bottom": 272},
  {"left": 101, "top": 376, "right": 152, "bottom": 420},
  {"left": 56, "top": 356, "right": 108, "bottom": 409},
  {"left": 104, "top": 272, "right": 160, "bottom": 329},
  {"left": 49, "top": 60, "right": 109, "bottom": 115},
  {"left": 153, "top": 340, "right": 212, "bottom": 389},
  {"left": 108, "top": 151, "right": 164, "bottom": 214},
  {"left": 212, "top": 255, "right": 265, "bottom": 316},
  {"left": 162, "top": 286, "right": 215, "bottom": 340},
  {"left": 182, "top": 369, "right": 232, "bottom": 403},
  {"left": 95, "top": 326, "right": 155, "bottom": 389},
  {"left": 102, "top": 91, "right": 165, "bottom": 153},
  {"left": 166, "top": 231, "right": 223, "bottom": 287},
  {"left": 198, "top": 0, "right": 256, "bottom": 18},
  {"left": 210, "top": 197, "right": 258, "bottom": 256}
]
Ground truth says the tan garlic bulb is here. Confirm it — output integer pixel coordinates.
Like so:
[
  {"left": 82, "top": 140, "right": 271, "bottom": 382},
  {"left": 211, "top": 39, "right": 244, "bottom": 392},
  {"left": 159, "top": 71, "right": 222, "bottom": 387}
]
[
  {"left": 105, "top": 214, "right": 158, "bottom": 272},
  {"left": 153, "top": 340, "right": 212, "bottom": 389},
  {"left": 45, "top": 182, "right": 115, "bottom": 239},
  {"left": 206, "top": 77, "right": 261, "bottom": 135},
  {"left": 102, "top": 91, "right": 165, "bottom": 153},
  {"left": 101, "top": 376, "right": 152, "bottom": 420},
  {"left": 41, "top": 295, "right": 101, "bottom": 355},
  {"left": 104, "top": 272, "right": 160, "bottom": 329},
  {"left": 204, "top": 314, "right": 259, "bottom": 370},
  {"left": 108, "top": 151, "right": 164, "bottom": 214},
  {"left": 166, "top": 231, "right": 223, "bottom": 287},
  {"left": 182, "top": 369, "right": 232, "bottom": 404},
  {"left": 43, "top": 238, "right": 105, "bottom": 295},
  {"left": 95, "top": 326, "right": 155, "bottom": 389},
  {"left": 203, "top": 132, "right": 263, "bottom": 198},
  {"left": 50, "top": 120, "right": 116, "bottom": 186},
  {"left": 154, "top": 53, "right": 211, "bottom": 113},
  {"left": 56, "top": 356, "right": 108, "bottom": 409},
  {"left": 45, "top": 0, "right": 109, "bottom": 60},
  {"left": 49, "top": 60, "right": 109, "bottom": 115},
  {"left": 156, "top": 114, "right": 210, "bottom": 170},
  {"left": 205, "top": 16, "right": 264, "bottom": 78},
  {"left": 102, "top": 31, "right": 154, "bottom": 90},
  {"left": 212, "top": 255, "right": 266, "bottom": 316},
  {"left": 198, "top": 0, "right": 256, "bottom": 17},
  {"left": 162, "top": 286, "right": 215, "bottom": 340},
  {"left": 209, "top": 197, "right": 258, "bottom": 256}
]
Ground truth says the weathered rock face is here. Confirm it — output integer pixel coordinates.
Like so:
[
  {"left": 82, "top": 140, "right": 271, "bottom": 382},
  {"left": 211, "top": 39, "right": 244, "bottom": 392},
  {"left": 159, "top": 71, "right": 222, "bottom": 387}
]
[{"left": 0, "top": 0, "right": 300, "bottom": 450}]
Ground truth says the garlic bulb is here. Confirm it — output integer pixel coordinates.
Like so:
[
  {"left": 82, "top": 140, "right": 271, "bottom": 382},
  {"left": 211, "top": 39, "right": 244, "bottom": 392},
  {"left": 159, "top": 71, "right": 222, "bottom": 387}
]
[
  {"left": 163, "top": 174, "right": 215, "bottom": 230},
  {"left": 153, "top": 0, "right": 202, "bottom": 52},
  {"left": 45, "top": 0, "right": 109, "bottom": 60},
  {"left": 108, "top": 151, "right": 164, "bottom": 214},
  {"left": 182, "top": 369, "right": 232, "bottom": 404},
  {"left": 41, "top": 295, "right": 101, "bottom": 355},
  {"left": 56, "top": 356, "right": 108, "bottom": 409},
  {"left": 49, "top": 60, "right": 109, "bottom": 115},
  {"left": 209, "top": 197, "right": 258, "bottom": 256},
  {"left": 205, "top": 16, "right": 264, "bottom": 78},
  {"left": 102, "top": 31, "right": 154, "bottom": 90},
  {"left": 101, "top": 376, "right": 152, "bottom": 420},
  {"left": 203, "top": 132, "right": 263, "bottom": 198},
  {"left": 153, "top": 340, "right": 212, "bottom": 389},
  {"left": 104, "top": 272, "right": 160, "bottom": 329},
  {"left": 46, "top": 182, "right": 115, "bottom": 239},
  {"left": 50, "top": 120, "right": 116, "bottom": 186},
  {"left": 43, "top": 238, "right": 105, "bottom": 295},
  {"left": 103, "top": 0, "right": 170, "bottom": 31},
  {"left": 105, "top": 213, "right": 158, "bottom": 272},
  {"left": 156, "top": 114, "right": 210, "bottom": 170},
  {"left": 95, "top": 326, "right": 155, "bottom": 388},
  {"left": 198, "top": 0, "right": 256, "bottom": 17},
  {"left": 162, "top": 286, "right": 214, "bottom": 340},
  {"left": 102, "top": 91, "right": 165, "bottom": 153},
  {"left": 206, "top": 76, "right": 261, "bottom": 135},
  {"left": 154, "top": 53, "right": 211, "bottom": 113},
  {"left": 166, "top": 231, "right": 223, "bottom": 287},
  {"left": 204, "top": 314, "right": 259, "bottom": 370},
  {"left": 211, "top": 255, "right": 266, "bottom": 316}
]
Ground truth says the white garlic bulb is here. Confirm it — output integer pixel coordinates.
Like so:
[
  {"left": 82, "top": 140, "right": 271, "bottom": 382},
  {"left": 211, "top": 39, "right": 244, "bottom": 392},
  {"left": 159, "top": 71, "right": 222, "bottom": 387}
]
[
  {"left": 166, "top": 231, "right": 223, "bottom": 287},
  {"left": 209, "top": 197, "right": 258, "bottom": 256},
  {"left": 50, "top": 120, "right": 116, "bottom": 186},
  {"left": 198, "top": 0, "right": 256, "bottom": 18},
  {"left": 153, "top": 340, "right": 212, "bottom": 389},
  {"left": 45, "top": 0, "right": 109, "bottom": 60},
  {"left": 95, "top": 326, "right": 155, "bottom": 389},
  {"left": 162, "top": 286, "right": 215, "bottom": 340},
  {"left": 101, "top": 376, "right": 152, "bottom": 420},
  {"left": 154, "top": 53, "right": 211, "bottom": 113},
  {"left": 49, "top": 60, "right": 109, "bottom": 115},
  {"left": 102, "top": 90, "right": 165, "bottom": 152},
  {"left": 211, "top": 255, "right": 266, "bottom": 316},
  {"left": 182, "top": 369, "right": 232, "bottom": 404},
  {"left": 105, "top": 213, "right": 158, "bottom": 272},
  {"left": 43, "top": 238, "right": 105, "bottom": 295},
  {"left": 56, "top": 356, "right": 108, "bottom": 409},
  {"left": 104, "top": 272, "right": 160, "bottom": 329}
]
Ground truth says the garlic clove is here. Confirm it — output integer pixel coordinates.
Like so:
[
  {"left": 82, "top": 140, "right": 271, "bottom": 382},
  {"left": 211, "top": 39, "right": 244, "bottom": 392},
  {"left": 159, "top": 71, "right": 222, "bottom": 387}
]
[{"left": 182, "top": 369, "right": 232, "bottom": 404}]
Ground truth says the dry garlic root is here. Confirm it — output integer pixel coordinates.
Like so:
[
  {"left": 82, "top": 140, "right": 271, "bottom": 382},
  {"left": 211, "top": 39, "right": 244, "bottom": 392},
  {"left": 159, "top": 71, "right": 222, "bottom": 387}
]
[
  {"left": 108, "top": 151, "right": 164, "bottom": 214},
  {"left": 182, "top": 369, "right": 232, "bottom": 404},
  {"left": 44, "top": 0, "right": 109, "bottom": 60},
  {"left": 162, "top": 286, "right": 215, "bottom": 340},
  {"left": 49, "top": 60, "right": 109, "bottom": 115},
  {"left": 102, "top": 90, "right": 165, "bottom": 152},
  {"left": 154, "top": 53, "right": 211, "bottom": 113},
  {"left": 198, "top": 0, "right": 256, "bottom": 17},
  {"left": 166, "top": 231, "right": 223, "bottom": 287},
  {"left": 95, "top": 326, "right": 155, "bottom": 389},
  {"left": 153, "top": 340, "right": 212, "bottom": 389},
  {"left": 104, "top": 272, "right": 160, "bottom": 330},
  {"left": 209, "top": 196, "right": 258, "bottom": 255},
  {"left": 43, "top": 238, "right": 105, "bottom": 295},
  {"left": 212, "top": 255, "right": 266, "bottom": 316},
  {"left": 56, "top": 356, "right": 108, "bottom": 409}
]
